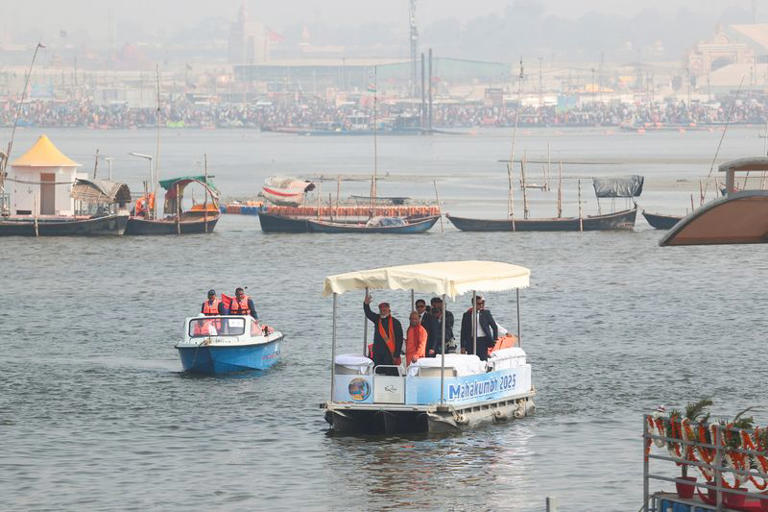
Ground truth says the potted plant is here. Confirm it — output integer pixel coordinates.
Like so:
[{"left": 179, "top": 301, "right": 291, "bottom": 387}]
[
  {"left": 721, "top": 408, "right": 755, "bottom": 508},
  {"left": 668, "top": 399, "right": 713, "bottom": 499}
]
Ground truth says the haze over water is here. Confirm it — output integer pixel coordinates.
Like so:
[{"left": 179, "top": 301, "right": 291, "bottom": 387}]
[{"left": 2, "top": 127, "right": 768, "bottom": 511}]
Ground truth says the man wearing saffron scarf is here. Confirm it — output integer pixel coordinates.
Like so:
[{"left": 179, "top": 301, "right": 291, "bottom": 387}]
[
  {"left": 405, "top": 311, "right": 427, "bottom": 366},
  {"left": 363, "top": 294, "right": 404, "bottom": 375}
]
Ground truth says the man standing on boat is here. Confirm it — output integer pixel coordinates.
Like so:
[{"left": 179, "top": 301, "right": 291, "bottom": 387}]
[
  {"left": 405, "top": 311, "right": 427, "bottom": 366},
  {"left": 460, "top": 295, "right": 497, "bottom": 361},
  {"left": 428, "top": 296, "right": 455, "bottom": 355},
  {"left": 228, "top": 287, "right": 258, "bottom": 321},
  {"left": 415, "top": 299, "right": 436, "bottom": 355},
  {"left": 363, "top": 295, "right": 403, "bottom": 375},
  {"left": 201, "top": 289, "right": 224, "bottom": 316}
]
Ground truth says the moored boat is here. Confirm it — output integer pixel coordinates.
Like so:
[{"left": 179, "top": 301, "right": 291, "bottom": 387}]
[
  {"left": 307, "top": 215, "right": 439, "bottom": 234},
  {"left": 175, "top": 315, "right": 284, "bottom": 375},
  {"left": 261, "top": 176, "right": 315, "bottom": 206},
  {"left": 642, "top": 211, "right": 682, "bottom": 230},
  {"left": 321, "top": 260, "right": 536, "bottom": 435},
  {"left": 0, "top": 135, "right": 131, "bottom": 236},
  {"left": 126, "top": 175, "right": 220, "bottom": 236},
  {"left": 447, "top": 208, "right": 637, "bottom": 232}
]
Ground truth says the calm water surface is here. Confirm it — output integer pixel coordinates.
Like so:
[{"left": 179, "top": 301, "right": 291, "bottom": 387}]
[{"left": 2, "top": 128, "right": 767, "bottom": 511}]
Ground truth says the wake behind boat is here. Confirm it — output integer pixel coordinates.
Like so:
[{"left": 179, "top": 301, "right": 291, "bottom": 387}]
[{"left": 322, "top": 261, "right": 535, "bottom": 435}]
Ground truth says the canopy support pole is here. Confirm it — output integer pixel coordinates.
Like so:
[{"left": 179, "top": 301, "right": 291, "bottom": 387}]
[
  {"left": 516, "top": 288, "right": 521, "bottom": 346},
  {"left": 472, "top": 290, "right": 477, "bottom": 357},
  {"left": 410, "top": 289, "right": 414, "bottom": 310},
  {"left": 331, "top": 292, "right": 338, "bottom": 401},
  {"left": 439, "top": 292, "right": 446, "bottom": 405},
  {"left": 363, "top": 287, "right": 369, "bottom": 357}
]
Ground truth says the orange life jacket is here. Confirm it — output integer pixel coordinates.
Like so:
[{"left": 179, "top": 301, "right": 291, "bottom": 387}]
[
  {"left": 378, "top": 316, "right": 401, "bottom": 365},
  {"left": 194, "top": 319, "right": 215, "bottom": 336},
  {"left": 202, "top": 298, "right": 220, "bottom": 316},
  {"left": 230, "top": 295, "right": 251, "bottom": 315}
]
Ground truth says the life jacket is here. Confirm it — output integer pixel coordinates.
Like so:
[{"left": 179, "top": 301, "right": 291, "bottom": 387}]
[
  {"left": 202, "top": 298, "right": 220, "bottom": 316},
  {"left": 193, "top": 319, "right": 216, "bottom": 336},
  {"left": 229, "top": 295, "right": 251, "bottom": 315},
  {"left": 378, "top": 315, "right": 401, "bottom": 365}
]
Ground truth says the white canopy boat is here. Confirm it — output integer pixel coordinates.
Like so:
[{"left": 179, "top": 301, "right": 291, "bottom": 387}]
[{"left": 321, "top": 260, "right": 536, "bottom": 435}]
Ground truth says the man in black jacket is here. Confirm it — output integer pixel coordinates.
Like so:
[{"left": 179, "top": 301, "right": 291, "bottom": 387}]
[
  {"left": 460, "top": 295, "right": 497, "bottom": 361},
  {"left": 415, "top": 299, "right": 436, "bottom": 355},
  {"left": 363, "top": 294, "right": 404, "bottom": 375},
  {"left": 428, "top": 296, "right": 455, "bottom": 355}
]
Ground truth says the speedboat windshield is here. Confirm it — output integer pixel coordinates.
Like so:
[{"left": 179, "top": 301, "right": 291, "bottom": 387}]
[{"left": 188, "top": 317, "right": 246, "bottom": 337}]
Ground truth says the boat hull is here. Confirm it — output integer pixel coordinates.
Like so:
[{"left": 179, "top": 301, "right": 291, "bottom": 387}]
[
  {"left": 307, "top": 215, "right": 439, "bottom": 234},
  {"left": 642, "top": 211, "right": 682, "bottom": 230},
  {"left": 176, "top": 337, "right": 282, "bottom": 375},
  {"left": 446, "top": 208, "right": 637, "bottom": 232},
  {"left": 324, "top": 394, "right": 535, "bottom": 435},
  {"left": 0, "top": 214, "right": 128, "bottom": 236},
  {"left": 257, "top": 211, "right": 310, "bottom": 233},
  {"left": 125, "top": 215, "right": 219, "bottom": 235}
]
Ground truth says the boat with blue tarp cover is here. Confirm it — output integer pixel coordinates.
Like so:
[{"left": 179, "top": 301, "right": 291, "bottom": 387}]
[
  {"left": 321, "top": 260, "right": 536, "bottom": 435},
  {"left": 175, "top": 315, "right": 283, "bottom": 375}
]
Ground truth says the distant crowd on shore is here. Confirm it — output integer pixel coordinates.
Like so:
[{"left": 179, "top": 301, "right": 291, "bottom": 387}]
[{"left": 2, "top": 95, "right": 767, "bottom": 130}]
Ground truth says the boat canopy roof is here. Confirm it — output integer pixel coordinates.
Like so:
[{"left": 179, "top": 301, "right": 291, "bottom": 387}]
[
  {"left": 592, "top": 175, "right": 644, "bottom": 198},
  {"left": 71, "top": 178, "right": 131, "bottom": 204},
  {"left": 322, "top": 260, "right": 530, "bottom": 299},
  {"left": 718, "top": 157, "right": 768, "bottom": 173},
  {"left": 159, "top": 175, "right": 218, "bottom": 193}
]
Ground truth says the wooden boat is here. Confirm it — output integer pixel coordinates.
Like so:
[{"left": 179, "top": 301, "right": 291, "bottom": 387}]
[
  {"left": 0, "top": 136, "right": 132, "bottom": 236},
  {"left": 126, "top": 175, "right": 220, "bottom": 236},
  {"left": 257, "top": 210, "right": 309, "bottom": 233},
  {"left": 447, "top": 207, "right": 637, "bottom": 232},
  {"left": 661, "top": 157, "right": 768, "bottom": 246},
  {"left": 307, "top": 215, "right": 440, "bottom": 234},
  {"left": 322, "top": 261, "right": 535, "bottom": 435},
  {"left": 642, "top": 211, "right": 682, "bottom": 230},
  {"left": 0, "top": 213, "right": 128, "bottom": 236}
]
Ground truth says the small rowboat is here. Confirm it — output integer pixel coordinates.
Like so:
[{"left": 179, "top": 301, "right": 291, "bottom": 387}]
[
  {"left": 307, "top": 215, "right": 439, "bottom": 234},
  {"left": 642, "top": 211, "right": 682, "bottom": 230},
  {"left": 175, "top": 315, "right": 284, "bottom": 375}
]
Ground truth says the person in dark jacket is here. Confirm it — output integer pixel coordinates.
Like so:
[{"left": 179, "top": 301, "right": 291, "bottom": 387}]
[
  {"left": 428, "top": 296, "right": 455, "bottom": 355},
  {"left": 460, "top": 295, "right": 497, "bottom": 361},
  {"left": 363, "top": 294, "right": 404, "bottom": 375},
  {"left": 415, "top": 299, "right": 436, "bottom": 355}
]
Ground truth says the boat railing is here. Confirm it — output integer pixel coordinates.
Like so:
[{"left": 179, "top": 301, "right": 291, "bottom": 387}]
[{"left": 643, "top": 413, "right": 768, "bottom": 511}]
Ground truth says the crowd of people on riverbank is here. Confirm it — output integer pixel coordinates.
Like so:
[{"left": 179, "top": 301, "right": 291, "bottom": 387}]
[{"left": 2, "top": 94, "right": 767, "bottom": 129}]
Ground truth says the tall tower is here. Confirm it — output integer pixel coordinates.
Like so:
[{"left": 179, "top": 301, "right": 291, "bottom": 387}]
[{"left": 409, "top": 0, "right": 419, "bottom": 97}]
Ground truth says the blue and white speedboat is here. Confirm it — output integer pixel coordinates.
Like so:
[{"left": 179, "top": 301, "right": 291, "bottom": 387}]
[
  {"left": 175, "top": 315, "right": 283, "bottom": 375},
  {"left": 321, "top": 260, "right": 536, "bottom": 434}
]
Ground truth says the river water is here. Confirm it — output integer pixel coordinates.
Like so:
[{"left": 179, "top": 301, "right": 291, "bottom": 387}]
[{"left": 2, "top": 127, "right": 768, "bottom": 511}]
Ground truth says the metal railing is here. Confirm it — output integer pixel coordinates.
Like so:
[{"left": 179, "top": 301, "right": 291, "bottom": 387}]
[{"left": 643, "top": 414, "right": 768, "bottom": 511}]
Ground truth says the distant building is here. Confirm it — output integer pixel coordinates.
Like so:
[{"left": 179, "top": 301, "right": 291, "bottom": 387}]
[
  {"left": 228, "top": 2, "right": 269, "bottom": 65},
  {"left": 688, "top": 27, "right": 755, "bottom": 78},
  {"left": 688, "top": 24, "right": 768, "bottom": 90},
  {"left": 9, "top": 135, "right": 81, "bottom": 216}
]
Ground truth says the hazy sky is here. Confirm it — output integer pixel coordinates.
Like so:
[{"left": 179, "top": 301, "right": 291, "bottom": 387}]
[{"left": 5, "top": 0, "right": 760, "bottom": 41}]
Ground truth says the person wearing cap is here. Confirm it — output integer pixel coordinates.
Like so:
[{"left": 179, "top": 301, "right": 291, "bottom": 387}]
[
  {"left": 428, "top": 296, "right": 455, "bottom": 355},
  {"left": 201, "top": 289, "right": 224, "bottom": 316},
  {"left": 415, "top": 299, "right": 436, "bottom": 355},
  {"left": 460, "top": 295, "right": 497, "bottom": 361},
  {"left": 363, "top": 294, "right": 403, "bottom": 375}
]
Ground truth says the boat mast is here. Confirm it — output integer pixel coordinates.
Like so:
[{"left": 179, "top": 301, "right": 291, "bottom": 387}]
[
  {"left": 153, "top": 65, "right": 162, "bottom": 220},
  {"left": 370, "top": 66, "right": 378, "bottom": 213},
  {"left": 1, "top": 42, "right": 45, "bottom": 211},
  {"left": 557, "top": 161, "right": 563, "bottom": 218},
  {"left": 507, "top": 58, "right": 523, "bottom": 219},
  {"left": 203, "top": 154, "right": 209, "bottom": 233},
  {"left": 520, "top": 151, "right": 529, "bottom": 219}
]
